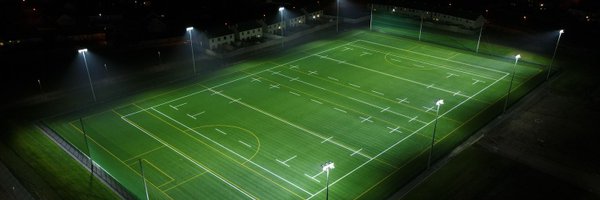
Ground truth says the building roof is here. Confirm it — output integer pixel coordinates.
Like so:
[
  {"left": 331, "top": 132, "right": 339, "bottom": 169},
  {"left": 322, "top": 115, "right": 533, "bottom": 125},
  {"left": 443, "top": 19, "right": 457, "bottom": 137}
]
[{"left": 377, "top": 0, "right": 483, "bottom": 20}]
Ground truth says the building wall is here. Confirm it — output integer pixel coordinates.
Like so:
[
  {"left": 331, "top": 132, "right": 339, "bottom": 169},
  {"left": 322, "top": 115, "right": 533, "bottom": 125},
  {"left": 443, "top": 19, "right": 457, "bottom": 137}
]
[
  {"left": 208, "top": 34, "right": 235, "bottom": 49},
  {"left": 239, "top": 28, "right": 262, "bottom": 40},
  {"left": 374, "top": 4, "right": 483, "bottom": 29}
]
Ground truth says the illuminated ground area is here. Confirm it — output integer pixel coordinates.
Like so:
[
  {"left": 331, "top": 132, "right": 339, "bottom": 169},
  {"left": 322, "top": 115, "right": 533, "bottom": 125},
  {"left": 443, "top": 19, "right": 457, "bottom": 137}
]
[{"left": 45, "top": 30, "right": 542, "bottom": 199}]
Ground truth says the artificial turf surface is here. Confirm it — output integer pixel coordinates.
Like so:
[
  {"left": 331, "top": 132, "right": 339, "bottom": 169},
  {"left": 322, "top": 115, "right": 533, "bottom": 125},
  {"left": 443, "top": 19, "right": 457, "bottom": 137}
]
[{"left": 44, "top": 30, "right": 543, "bottom": 199}]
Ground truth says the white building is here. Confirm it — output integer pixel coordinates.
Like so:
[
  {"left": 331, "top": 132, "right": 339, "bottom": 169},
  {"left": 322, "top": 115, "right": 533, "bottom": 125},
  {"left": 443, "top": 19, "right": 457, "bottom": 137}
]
[
  {"left": 206, "top": 28, "right": 235, "bottom": 50},
  {"left": 234, "top": 21, "right": 263, "bottom": 41},
  {"left": 374, "top": 4, "right": 485, "bottom": 29}
]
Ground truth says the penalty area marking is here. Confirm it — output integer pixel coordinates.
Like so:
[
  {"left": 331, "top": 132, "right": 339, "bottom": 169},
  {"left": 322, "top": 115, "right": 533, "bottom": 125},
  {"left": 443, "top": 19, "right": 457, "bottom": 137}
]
[{"left": 169, "top": 102, "right": 187, "bottom": 110}]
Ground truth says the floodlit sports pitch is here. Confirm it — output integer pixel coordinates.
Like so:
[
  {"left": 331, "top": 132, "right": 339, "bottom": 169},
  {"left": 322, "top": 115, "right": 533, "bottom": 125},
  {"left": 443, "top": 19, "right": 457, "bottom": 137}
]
[{"left": 45, "top": 30, "right": 542, "bottom": 199}]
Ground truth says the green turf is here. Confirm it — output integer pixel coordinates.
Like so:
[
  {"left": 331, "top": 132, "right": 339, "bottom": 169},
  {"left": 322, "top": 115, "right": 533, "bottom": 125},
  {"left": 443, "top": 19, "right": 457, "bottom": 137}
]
[{"left": 44, "top": 30, "right": 544, "bottom": 199}]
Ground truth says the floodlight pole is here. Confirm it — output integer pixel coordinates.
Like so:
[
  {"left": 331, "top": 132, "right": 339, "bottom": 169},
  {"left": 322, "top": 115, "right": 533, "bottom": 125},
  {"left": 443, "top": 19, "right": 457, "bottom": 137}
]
[
  {"left": 79, "top": 49, "right": 97, "bottom": 102},
  {"left": 476, "top": 23, "right": 484, "bottom": 53},
  {"left": 547, "top": 29, "right": 564, "bottom": 80},
  {"left": 279, "top": 7, "right": 285, "bottom": 48},
  {"left": 504, "top": 54, "right": 521, "bottom": 113},
  {"left": 37, "top": 79, "right": 42, "bottom": 91},
  {"left": 186, "top": 27, "right": 196, "bottom": 74},
  {"left": 139, "top": 159, "right": 150, "bottom": 200},
  {"left": 419, "top": 16, "right": 423, "bottom": 41},
  {"left": 369, "top": 3, "right": 374, "bottom": 31},
  {"left": 427, "top": 100, "right": 444, "bottom": 169},
  {"left": 336, "top": 0, "right": 340, "bottom": 33},
  {"left": 80, "top": 118, "right": 93, "bottom": 174},
  {"left": 322, "top": 161, "right": 334, "bottom": 200}
]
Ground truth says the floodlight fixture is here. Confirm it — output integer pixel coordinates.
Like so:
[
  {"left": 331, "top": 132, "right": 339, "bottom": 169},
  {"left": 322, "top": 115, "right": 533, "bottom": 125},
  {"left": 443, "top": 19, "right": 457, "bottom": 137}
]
[
  {"left": 279, "top": 7, "right": 284, "bottom": 12},
  {"left": 322, "top": 161, "right": 334, "bottom": 200},
  {"left": 548, "top": 29, "right": 564, "bottom": 80},
  {"left": 504, "top": 54, "right": 521, "bottom": 112},
  {"left": 186, "top": 27, "right": 196, "bottom": 74},
  {"left": 428, "top": 99, "right": 444, "bottom": 168},
  {"left": 78, "top": 48, "right": 96, "bottom": 102}
]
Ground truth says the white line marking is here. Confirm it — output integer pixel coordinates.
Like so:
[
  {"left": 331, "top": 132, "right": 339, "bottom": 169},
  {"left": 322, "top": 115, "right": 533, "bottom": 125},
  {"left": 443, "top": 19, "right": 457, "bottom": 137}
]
[
  {"left": 229, "top": 98, "right": 242, "bottom": 104},
  {"left": 342, "top": 47, "right": 353, "bottom": 52},
  {"left": 272, "top": 72, "right": 327, "bottom": 91},
  {"left": 289, "top": 91, "right": 301, "bottom": 96},
  {"left": 238, "top": 140, "right": 252, "bottom": 148},
  {"left": 360, "top": 52, "right": 372, "bottom": 56},
  {"left": 350, "top": 148, "right": 363, "bottom": 156},
  {"left": 423, "top": 106, "right": 435, "bottom": 112},
  {"left": 271, "top": 70, "right": 281, "bottom": 75},
  {"left": 328, "top": 76, "right": 339, "bottom": 81},
  {"left": 251, "top": 77, "right": 262, "bottom": 82},
  {"left": 210, "top": 90, "right": 223, "bottom": 96},
  {"left": 311, "top": 99, "right": 323, "bottom": 105},
  {"left": 371, "top": 90, "right": 385, "bottom": 96},
  {"left": 276, "top": 155, "right": 298, "bottom": 167},
  {"left": 169, "top": 102, "right": 187, "bottom": 110},
  {"left": 304, "top": 173, "right": 321, "bottom": 183},
  {"left": 187, "top": 111, "right": 205, "bottom": 120},
  {"left": 308, "top": 71, "right": 318, "bottom": 75},
  {"left": 453, "top": 91, "right": 462, "bottom": 96},
  {"left": 409, "top": 116, "right": 418, "bottom": 123},
  {"left": 348, "top": 83, "right": 361, "bottom": 88},
  {"left": 472, "top": 79, "right": 486, "bottom": 85},
  {"left": 289, "top": 65, "right": 299, "bottom": 69},
  {"left": 387, "top": 126, "right": 402, "bottom": 134},
  {"left": 333, "top": 107, "right": 347, "bottom": 113},
  {"left": 150, "top": 107, "right": 314, "bottom": 195},
  {"left": 321, "top": 136, "right": 333, "bottom": 143},
  {"left": 347, "top": 96, "right": 427, "bottom": 124},
  {"left": 380, "top": 107, "right": 390, "bottom": 113},
  {"left": 289, "top": 77, "right": 300, "bottom": 82},
  {"left": 120, "top": 117, "right": 257, "bottom": 199},
  {"left": 413, "top": 64, "right": 426, "bottom": 68},
  {"left": 396, "top": 97, "right": 409, "bottom": 104},
  {"left": 215, "top": 128, "right": 228, "bottom": 135},
  {"left": 123, "top": 40, "right": 354, "bottom": 118},
  {"left": 446, "top": 73, "right": 459, "bottom": 78},
  {"left": 307, "top": 63, "right": 510, "bottom": 200},
  {"left": 317, "top": 53, "right": 472, "bottom": 98},
  {"left": 270, "top": 84, "right": 280, "bottom": 89},
  {"left": 360, "top": 116, "right": 373, "bottom": 123},
  {"left": 205, "top": 88, "right": 374, "bottom": 161},
  {"left": 276, "top": 159, "right": 290, "bottom": 167},
  {"left": 354, "top": 40, "right": 509, "bottom": 75}
]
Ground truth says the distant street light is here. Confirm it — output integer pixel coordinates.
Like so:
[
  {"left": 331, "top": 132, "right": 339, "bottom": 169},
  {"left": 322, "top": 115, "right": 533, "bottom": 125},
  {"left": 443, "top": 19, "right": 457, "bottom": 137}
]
[
  {"left": 186, "top": 27, "right": 196, "bottom": 74},
  {"left": 547, "top": 29, "right": 564, "bottom": 80},
  {"left": 78, "top": 48, "right": 97, "bottom": 102},
  {"left": 279, "top": 7, "right": 285, "bottom": 48},
  {"left": 504, "top": 54, "right": 521, "bottom": 112},
  {"left": 336, "top": 0, "right": 340, "bottom": 33},
  {"left": 322, "top": 161, "right": 335, "bottom": 200},
  {"left": 476, "top": 22, "right": 485, "bottom": 53},
  {"left": 369, "top": 3, "right": 374, "bottom": 31},
  {"left": 427, "top": 99, "right": 444, "bottom": 168},
  {"left": 419, "top": 15, "right": 424, "bottom": 41}
]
